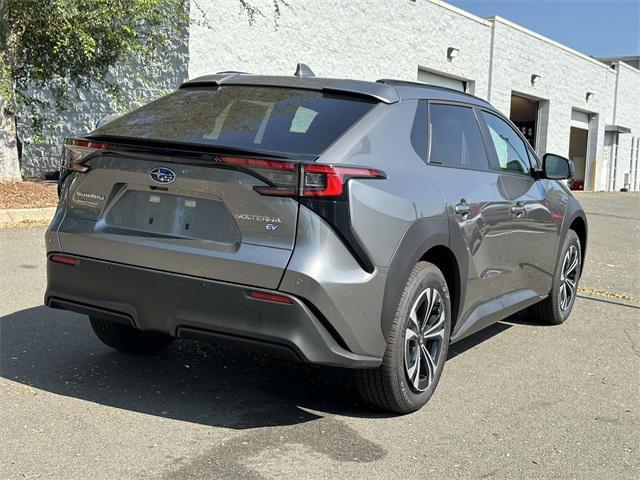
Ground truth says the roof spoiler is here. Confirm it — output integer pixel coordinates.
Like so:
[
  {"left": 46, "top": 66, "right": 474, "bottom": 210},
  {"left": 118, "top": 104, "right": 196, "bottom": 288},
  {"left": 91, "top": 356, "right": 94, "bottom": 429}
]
[{"left": 179, "top": 65, "right": 400, "bottom": 104}]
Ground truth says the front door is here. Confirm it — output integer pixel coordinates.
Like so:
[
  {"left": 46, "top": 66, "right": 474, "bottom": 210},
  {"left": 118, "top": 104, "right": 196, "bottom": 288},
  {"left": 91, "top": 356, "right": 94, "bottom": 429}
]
[
  {"left": 478, "top": 110, "right": 562, "bottom": 304},
  {"left": 426, "top": 103, "right": 512, "bottom": 340}
]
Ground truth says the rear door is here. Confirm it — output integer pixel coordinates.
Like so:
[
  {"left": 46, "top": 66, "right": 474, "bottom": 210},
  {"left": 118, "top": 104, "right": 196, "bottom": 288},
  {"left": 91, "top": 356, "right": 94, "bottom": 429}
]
[
  {"left": 426, "top": 103, "right": 511, "bottom": 338},
  {"left": 478, "top": 110, "right": 561, "bottom": 299},
  {"left": 54, "top": 86, "right": 375, "bottom": 289}
]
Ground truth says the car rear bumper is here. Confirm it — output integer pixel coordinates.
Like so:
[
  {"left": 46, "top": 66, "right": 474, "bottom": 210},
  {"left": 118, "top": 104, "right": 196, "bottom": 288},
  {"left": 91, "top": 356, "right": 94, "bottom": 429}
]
[{"left": 44, "top": 254, "right": 381, "bottom": 368}]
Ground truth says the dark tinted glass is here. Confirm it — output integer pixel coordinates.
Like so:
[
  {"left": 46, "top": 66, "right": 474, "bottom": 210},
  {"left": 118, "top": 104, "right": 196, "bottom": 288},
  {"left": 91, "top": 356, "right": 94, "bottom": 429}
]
[
  {"left": 429, "top": 104, "right": 489, "bottom": 170},
  {"left": 481, "top": 111, "right": 531, "bottom": 174},
  {"left": 94, "top": 87, "right": 375, "bottom": 156},
  {"left": 411, "top": 100, "right": 428, "bottom": 161}
]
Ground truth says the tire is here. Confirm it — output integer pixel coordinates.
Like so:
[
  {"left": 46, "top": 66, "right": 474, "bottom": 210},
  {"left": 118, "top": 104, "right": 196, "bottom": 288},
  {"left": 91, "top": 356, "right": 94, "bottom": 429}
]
[
  {"left": 89, "top": 317, "right": 175, "bottom": 354},
  {"left": 356, "top": 261, "right": 451, "bottom": 414},
  {"left": 528, "top": 230, "right": 582, "bottom": 325}
]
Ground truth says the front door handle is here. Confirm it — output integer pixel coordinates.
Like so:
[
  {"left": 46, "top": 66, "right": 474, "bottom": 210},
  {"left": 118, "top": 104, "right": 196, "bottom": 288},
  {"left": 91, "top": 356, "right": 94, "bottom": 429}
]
[
  {"left": 454, "top": 201, "right": 470, "bottom": 216},
  {"left": 510, "top": 201, "right": 526, "bottom": 217}
]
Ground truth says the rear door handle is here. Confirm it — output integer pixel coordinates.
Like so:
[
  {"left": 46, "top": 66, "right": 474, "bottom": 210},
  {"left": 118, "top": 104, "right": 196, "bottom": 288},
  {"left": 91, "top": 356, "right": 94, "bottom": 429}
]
[{"left": 454, "top": 201, "right": 470, "bottom": 216}]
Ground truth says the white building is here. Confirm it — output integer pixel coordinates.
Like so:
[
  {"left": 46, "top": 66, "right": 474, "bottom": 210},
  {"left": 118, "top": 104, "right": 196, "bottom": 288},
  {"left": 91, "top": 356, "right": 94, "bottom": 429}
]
[{"left": 21, "top": 0, "right": 640, "bottom": 191}]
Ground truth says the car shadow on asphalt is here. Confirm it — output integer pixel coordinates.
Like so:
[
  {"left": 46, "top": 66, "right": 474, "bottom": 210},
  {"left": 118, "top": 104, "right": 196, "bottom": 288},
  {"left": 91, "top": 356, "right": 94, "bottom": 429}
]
[{"left": 1, "top": 306, "right": 517, "bottom": 429}]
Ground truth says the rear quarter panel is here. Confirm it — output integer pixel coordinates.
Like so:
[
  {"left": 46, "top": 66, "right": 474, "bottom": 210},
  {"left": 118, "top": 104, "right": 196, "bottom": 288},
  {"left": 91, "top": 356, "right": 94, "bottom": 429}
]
[{"left": 287, "top": 101, "right": 449, "bottom": 352}]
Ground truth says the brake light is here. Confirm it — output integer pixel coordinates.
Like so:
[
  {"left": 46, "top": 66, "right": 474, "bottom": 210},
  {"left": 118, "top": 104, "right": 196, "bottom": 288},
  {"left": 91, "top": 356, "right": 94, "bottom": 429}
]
[
  {"left": 219, "top": 156, "right": 296, "bottom": 171},
  {"left": 218, "top": 156, "right": 298, "bottom": 196},
  {"left": 217, "top": 156, "right": 385, "bottom": 199},
  {"left": 69, "top": 139, "right": 109, "bottom": 150},
  {"left": 60, "top": 138, "right": 109, "bottom": 173},
  {"left": 301, "top": 164, "right": 384, "bottom": 197}
]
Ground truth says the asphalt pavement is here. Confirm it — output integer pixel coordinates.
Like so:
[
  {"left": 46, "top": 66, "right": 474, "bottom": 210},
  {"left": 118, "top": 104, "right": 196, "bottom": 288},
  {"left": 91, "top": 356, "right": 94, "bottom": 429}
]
[{"left": 0, "top": 192, "right": 638, "bottom": 479}]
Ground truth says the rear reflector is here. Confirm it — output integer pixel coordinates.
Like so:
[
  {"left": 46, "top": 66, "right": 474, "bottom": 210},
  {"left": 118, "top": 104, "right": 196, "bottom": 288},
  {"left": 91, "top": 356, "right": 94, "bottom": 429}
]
[
  {"left": 217, "top": 156, "right": 385, "bottom": 199},
  {"left": 248, "top": 291, "right": 294, "bottom": 304},
  {"left": 50, "top": 255, "right": 78, "bottom": 266}
]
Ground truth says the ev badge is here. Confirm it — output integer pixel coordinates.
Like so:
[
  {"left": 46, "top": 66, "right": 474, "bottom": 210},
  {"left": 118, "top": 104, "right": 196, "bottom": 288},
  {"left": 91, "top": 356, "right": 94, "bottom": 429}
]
[{"left": 266, "top": 223, "right": 279, "bottom": 231}]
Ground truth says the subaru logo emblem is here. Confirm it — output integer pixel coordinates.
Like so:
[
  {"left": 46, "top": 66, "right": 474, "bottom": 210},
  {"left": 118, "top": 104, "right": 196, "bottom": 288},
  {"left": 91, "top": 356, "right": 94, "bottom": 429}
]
[{"left": 150, "top": 167, "right": 176, "bottom": 184}]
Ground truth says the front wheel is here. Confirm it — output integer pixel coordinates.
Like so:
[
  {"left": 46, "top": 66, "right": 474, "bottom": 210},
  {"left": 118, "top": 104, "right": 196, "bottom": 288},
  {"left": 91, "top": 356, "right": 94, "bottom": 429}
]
[
  {"left": 356, "top": 261, "right": 451, "bottom": 414},
  {"left": 528, "top": 230, "right": 582, "bottom": 325}
]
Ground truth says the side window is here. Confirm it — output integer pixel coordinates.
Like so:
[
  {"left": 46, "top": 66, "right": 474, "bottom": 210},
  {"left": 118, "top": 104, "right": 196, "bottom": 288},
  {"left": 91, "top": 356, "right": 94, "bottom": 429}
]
[
  {"left": 411, "top": 100, "right": 428, "bottom": 161},
  {"left": 480, "top": 111, "right": 532, "bottom": 174},
  {"left": 428, "top": 104, "right": 489, "bottom": 170}
]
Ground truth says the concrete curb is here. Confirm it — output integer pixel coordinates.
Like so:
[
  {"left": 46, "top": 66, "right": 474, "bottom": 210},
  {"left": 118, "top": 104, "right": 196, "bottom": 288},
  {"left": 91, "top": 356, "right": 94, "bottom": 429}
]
[{"left": 0, "top": 207, "right": 56, "bottom": 226}]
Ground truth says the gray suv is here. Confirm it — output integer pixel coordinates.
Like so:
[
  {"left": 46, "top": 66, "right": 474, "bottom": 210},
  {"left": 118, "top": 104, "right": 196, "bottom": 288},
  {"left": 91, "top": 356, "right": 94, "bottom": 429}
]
[{"left": 45, "top": 70, "right": 587, "bottom": 413}]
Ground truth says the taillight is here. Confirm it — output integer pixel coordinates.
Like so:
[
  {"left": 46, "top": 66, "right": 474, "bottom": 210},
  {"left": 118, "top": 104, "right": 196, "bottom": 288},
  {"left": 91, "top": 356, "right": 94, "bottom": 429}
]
[
  {"left": 217, "top": 156, "right": 385, "bottom": 199},
  {"left": 301, "top": 164, "right": 384, "bottom": 197},
  {"left": 60, "top": 138, "right": 109, "bottom": 173},
  {"left": 218, "top": 156, "right": 298, "bottom": 196}
]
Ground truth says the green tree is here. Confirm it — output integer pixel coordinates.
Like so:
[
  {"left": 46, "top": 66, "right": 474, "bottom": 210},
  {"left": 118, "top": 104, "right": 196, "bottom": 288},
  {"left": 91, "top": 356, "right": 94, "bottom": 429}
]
[{"left": 0, "top": 0, "right": 287, "bottom": 180}]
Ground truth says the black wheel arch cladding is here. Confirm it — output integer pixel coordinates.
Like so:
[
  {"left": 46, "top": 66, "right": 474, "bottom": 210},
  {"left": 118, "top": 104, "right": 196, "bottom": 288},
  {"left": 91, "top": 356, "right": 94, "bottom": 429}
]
[{"left": 380, "top": 215, "right": 464, "bottom": 338}]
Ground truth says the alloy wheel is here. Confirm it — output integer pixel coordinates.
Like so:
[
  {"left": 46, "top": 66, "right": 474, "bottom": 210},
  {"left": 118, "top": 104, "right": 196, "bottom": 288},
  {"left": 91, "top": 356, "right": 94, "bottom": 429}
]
[
  {"left": 559, "top": 245, "right": 579, "bottom": 311},
  {"left": 404, "top": 288, "right": 446, "bottom": 393}
]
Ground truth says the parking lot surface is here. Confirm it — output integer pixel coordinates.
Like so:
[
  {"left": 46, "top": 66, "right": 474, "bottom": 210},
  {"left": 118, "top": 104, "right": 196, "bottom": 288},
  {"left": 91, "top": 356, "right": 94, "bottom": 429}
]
[{"left": 1, "top": 192, "right": 638, "bottom": 479}]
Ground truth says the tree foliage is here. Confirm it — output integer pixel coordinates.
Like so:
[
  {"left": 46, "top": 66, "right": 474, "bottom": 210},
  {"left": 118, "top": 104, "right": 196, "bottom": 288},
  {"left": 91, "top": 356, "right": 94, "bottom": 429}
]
[
  {"left": 0, "top": 0, "right": 289, "bottom": 132},
  {"left": 1, "top": 1, "right": 185, "bottom": 118}
]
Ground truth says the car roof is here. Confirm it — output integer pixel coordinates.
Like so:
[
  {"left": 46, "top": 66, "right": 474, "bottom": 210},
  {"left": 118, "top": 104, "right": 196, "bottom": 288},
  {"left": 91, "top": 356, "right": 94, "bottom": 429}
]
[
  {"left": 376, "top": 79, "right": 492, "bottom": 108},
  {"left": 179, "top": 73, "right": 493, "bottom": 108}
]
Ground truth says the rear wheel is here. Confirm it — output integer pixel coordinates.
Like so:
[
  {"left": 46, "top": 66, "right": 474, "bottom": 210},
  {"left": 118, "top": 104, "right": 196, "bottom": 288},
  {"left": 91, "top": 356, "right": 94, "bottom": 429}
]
[
  {"left": 528, "top": 230, "right": 582, "bottom": 325},
  {"left": 356, "top": 261, "right": 451, "bottom": 414},
  {"left": 89, "top": 317, "right": 174, "bottom": 354}
]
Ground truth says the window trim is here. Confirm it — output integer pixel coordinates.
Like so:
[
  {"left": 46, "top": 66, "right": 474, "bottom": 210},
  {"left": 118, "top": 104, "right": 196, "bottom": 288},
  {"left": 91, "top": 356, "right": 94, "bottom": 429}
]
[
  {"left": 477, "top": 107, "right": 537, "bottom": 178},
  {"left": 526, "top": 143, "right": 542, "bottom": 171},
  {"left": 426, "top": 100, "right": 493, "bottom": 173}
]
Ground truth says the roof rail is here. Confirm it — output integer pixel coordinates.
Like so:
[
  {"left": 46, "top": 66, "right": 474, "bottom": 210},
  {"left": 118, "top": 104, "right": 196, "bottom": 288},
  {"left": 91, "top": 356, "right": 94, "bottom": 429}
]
[
  {"left": 216, "top": 70, "right": 250, "bottom": 75},
  {"left": 376, "top": 78, "right": 488, "bottom": 103}
]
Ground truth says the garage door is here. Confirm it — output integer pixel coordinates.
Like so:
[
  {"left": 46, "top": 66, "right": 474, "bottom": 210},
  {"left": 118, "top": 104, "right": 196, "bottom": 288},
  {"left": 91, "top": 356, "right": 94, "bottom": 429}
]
[{"left": 418, "top": 69, "right": 466, "bottom": 92}]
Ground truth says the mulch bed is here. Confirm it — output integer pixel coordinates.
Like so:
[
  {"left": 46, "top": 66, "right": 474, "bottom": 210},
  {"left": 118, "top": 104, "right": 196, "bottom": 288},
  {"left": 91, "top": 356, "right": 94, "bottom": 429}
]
[{"left": 0, "top": 181, "right": 58, "bottom": 209}]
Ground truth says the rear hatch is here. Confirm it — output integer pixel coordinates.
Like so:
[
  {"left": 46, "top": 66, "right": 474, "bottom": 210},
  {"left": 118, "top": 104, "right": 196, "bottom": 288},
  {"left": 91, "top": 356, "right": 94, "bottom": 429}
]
[{"left": 54, "top": 85, "right": 376, "bottom": 288}]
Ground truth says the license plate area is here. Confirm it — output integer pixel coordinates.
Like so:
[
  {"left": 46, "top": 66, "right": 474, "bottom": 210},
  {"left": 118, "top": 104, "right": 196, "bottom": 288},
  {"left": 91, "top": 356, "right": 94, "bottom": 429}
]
[{"left": 104, "top": 189, "right": 240, "bottom": 244}]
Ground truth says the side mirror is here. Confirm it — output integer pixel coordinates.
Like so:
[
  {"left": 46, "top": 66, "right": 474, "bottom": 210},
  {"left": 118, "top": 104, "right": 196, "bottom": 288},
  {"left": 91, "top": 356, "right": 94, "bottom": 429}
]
[{"left": 543, "top": 153, "right": 574, "bottom": 180}]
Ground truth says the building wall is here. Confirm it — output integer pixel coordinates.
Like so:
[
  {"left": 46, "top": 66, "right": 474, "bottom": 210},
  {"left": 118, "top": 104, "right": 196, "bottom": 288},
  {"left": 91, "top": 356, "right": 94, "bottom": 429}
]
[
  {"left": 609, "top": 62, "right": 640, "bottom": 190},
  {"left": 488, "top": 17, "right": 617, "bottom": 191},
  {"left": 17, "top": 0, "right": 640, "bottom": 193},
  {"left": 189, "top": 0, "right": 493, "bottom": 96}
]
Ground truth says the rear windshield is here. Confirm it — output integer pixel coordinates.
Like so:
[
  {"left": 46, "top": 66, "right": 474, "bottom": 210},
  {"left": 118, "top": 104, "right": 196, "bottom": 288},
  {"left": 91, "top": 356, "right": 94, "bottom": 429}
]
[{"left": 93, "top": 86, "right": 376, "bottom": 156}]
